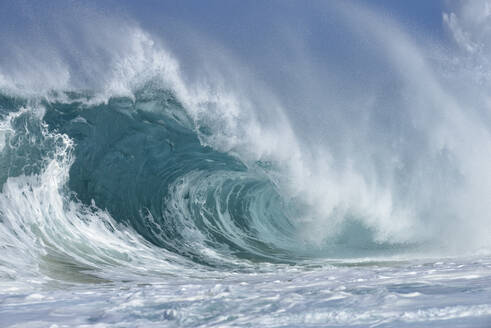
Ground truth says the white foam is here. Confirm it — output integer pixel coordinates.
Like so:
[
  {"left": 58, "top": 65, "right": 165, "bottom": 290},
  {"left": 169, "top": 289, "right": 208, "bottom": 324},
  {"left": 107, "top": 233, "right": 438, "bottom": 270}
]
[{"left": 0, "top": 106, "right": 210, "bottom": 287}]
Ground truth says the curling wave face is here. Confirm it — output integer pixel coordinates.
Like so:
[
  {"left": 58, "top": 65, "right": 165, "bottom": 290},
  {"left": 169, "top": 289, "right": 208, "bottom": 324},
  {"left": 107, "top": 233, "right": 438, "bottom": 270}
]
[
  {"left": 2, "top": 85, "right": 491, "bottom": 328},
  {"left": 42, "top": 88, "right": 301, "bottom": 265},
  {"left": 0, "top": 84, "right": 409, "bottom": 281}
]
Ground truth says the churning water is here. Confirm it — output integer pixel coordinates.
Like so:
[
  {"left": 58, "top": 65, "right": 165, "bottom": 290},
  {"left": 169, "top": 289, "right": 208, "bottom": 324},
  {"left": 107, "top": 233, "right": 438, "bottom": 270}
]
[{"left": 1, "top": 1, "right": 491, "bottom": 327}]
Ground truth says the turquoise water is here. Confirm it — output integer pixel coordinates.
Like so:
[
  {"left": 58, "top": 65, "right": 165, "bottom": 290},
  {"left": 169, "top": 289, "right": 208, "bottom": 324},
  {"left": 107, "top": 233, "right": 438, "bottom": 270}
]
[{"left": 1, "top": 1, "right": 491, "bottom": 327}]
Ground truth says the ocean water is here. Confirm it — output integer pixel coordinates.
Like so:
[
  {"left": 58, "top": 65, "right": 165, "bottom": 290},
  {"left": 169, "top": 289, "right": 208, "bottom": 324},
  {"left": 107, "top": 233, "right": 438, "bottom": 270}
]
[{"left": 1, "top": 1, "right": 491, "bottom": 327}]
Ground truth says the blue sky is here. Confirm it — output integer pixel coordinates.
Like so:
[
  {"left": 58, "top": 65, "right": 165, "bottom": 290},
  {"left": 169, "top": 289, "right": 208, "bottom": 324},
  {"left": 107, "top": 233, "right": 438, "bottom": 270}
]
[
  {"left": 0, "top": 1, "right": 449, "bottom": 47},
  {"left": 112, "top": 0, "right": 448, "bottom": 48},
  {"left": 0, "top": 1, "right": 449, "bottom": 63},
  {"left": 84, "top": 0, "right": 450, "bottom": 95},
  {"left": 95, "top": 0, "right": 450, "bottom": 87},
  {"left": 0, "top": 0, "right": 454, "bottom": 104}
]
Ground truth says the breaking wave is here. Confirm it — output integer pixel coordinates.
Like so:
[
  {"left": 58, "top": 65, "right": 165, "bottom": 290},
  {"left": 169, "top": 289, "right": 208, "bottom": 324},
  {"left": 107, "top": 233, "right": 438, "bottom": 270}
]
[{"left": 1, "top": 1, "right": 491, "bottom": 285}]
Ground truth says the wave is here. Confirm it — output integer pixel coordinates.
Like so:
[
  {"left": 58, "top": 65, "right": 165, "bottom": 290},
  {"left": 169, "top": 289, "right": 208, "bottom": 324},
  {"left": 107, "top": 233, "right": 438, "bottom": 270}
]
[
  {"left": 0, "top": 85, "right": 402, "bottom": 277},
  {"left": 1, "top": 1, "right": 491, "bottom": 285}
]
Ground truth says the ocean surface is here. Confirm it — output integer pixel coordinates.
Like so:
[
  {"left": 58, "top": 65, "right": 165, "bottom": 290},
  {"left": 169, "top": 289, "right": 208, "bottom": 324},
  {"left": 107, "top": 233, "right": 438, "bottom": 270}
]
[{"left": 1, "top": 1, "right": 491, "bottom": 327}]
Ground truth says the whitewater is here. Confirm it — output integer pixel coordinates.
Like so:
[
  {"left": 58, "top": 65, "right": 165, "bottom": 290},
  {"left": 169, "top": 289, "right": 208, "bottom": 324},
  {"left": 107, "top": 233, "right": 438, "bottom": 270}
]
[{"left": 1, "top": 1, "right": 491, "bottom": 327}]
